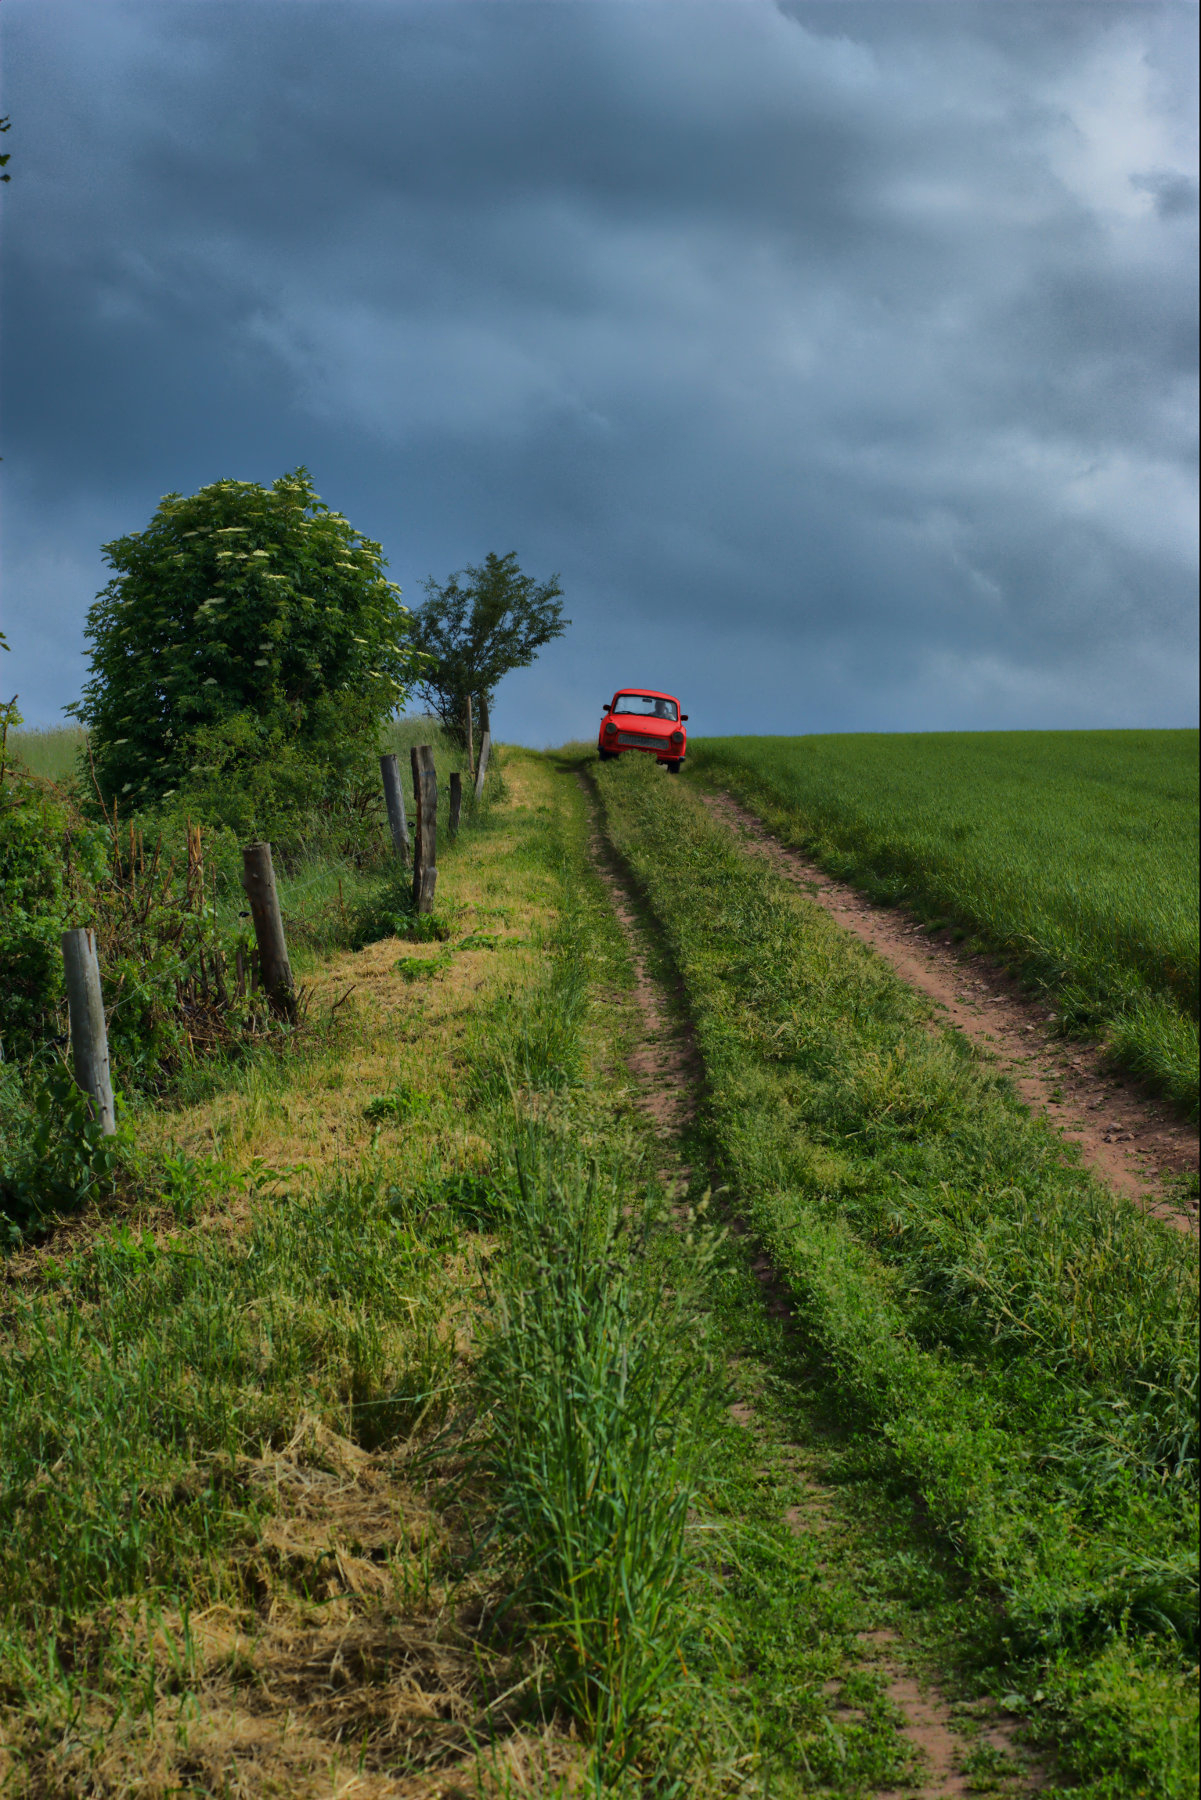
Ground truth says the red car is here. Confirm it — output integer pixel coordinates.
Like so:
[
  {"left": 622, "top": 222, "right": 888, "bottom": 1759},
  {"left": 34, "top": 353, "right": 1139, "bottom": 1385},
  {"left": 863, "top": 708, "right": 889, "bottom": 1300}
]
[{"left": 598, "top": 687, "right": 689, "bottom": 772}]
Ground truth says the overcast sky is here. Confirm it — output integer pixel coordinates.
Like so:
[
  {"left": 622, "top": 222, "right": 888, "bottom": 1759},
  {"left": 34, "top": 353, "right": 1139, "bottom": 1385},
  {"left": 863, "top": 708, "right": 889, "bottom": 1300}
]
[{"left": 2, "top": 1, "right": 1197, "bottom": 740}]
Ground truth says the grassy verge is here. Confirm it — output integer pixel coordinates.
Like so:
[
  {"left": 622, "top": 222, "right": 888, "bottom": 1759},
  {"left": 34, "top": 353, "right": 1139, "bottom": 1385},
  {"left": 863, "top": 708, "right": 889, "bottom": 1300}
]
[
  {"left": 685, "top": 730, "right": 1199, "bottom": 1116},
  {"left": 596, "top": 751, "right": 1199, "bottom": 1796},
  {"left": 236, "top": 714, "right": 476, "bottom": 963}
]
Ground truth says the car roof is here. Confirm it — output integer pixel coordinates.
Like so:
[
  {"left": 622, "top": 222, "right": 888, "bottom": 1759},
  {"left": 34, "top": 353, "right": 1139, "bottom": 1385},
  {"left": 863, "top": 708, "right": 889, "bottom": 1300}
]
[{"left": 611, "top": 687, "right": 680, "bottom": 702}]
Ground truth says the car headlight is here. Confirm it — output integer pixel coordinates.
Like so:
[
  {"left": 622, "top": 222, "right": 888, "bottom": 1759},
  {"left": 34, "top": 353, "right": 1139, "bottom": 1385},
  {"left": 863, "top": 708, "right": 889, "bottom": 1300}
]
[
  {"left": 603, "top": 720, "right": 617, "bottom": 737},
  {"left": 670, "top": 729, "right": 684, "bottom": 746}
]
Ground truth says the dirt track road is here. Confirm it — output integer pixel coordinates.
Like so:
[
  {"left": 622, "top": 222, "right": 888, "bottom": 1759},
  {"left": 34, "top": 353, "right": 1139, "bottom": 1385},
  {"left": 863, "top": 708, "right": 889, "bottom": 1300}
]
[
  {"left": 699, "top": 789, "right": 1198, "bottom": 1232},
  {"left": 580, "top": 770, "right": 1041, "bottom": 1799}
]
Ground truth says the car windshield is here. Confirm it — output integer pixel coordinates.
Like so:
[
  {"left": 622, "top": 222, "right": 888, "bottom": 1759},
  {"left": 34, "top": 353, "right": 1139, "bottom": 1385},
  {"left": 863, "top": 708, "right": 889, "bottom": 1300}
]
[{"left": 612, "top": 693, "right": 678, "bottom": 721}]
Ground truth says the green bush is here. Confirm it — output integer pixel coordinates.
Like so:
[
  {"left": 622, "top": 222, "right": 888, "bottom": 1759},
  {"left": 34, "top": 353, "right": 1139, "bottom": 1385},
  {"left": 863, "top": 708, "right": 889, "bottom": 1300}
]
[
  {"left": 75, "top": 468, "right": 419, "bottom": 835},
  {"left": 0, "top": 769, "right": 107, "bottom": 1063},
  {"left": 0, "top": 1063, "right": 131, "bottom": 1243},
  {"left": 0, "top": 762, "right": 272, "bottom": 1098}
]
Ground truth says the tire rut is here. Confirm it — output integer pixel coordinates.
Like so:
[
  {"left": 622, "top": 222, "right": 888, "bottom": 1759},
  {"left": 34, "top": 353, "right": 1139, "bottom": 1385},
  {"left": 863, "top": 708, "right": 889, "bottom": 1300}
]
[
  {"left": 578, "top": 772, "right": 699, "bottom": 1176},
  {"left": 577, "top": 769, "right": 1039, "bottom": 1798},
  {"left": 699, "top": 787, "right": 1197, "bottom": 1233}
]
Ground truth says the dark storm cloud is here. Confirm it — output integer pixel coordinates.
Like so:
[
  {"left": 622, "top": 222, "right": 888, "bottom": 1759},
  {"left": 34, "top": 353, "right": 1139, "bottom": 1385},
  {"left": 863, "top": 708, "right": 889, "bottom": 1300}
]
[{"left": 3, "top": 0, "right": 1196, "bottom": 736}]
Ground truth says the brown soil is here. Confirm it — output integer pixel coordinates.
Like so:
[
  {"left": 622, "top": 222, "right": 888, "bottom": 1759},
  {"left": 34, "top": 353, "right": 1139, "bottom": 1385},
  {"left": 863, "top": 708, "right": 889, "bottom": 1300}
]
[
  {"left": 580, "top": 772, "right": 1037, "bottom": 1797},
  {"left": 858, "top": 1629, "right": 1033, "bottom": 1799},
  {"left": 578, "top": 773, "right": 699, "bottom": 1164},
  {"left": 700, "top": 789, "right": 1199, "bottom": 1233}
]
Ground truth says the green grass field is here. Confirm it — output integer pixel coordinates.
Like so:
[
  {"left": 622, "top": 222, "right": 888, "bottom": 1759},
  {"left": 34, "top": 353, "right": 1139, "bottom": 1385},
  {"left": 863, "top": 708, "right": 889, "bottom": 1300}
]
[
  {"left": 7, "top": 716, "right": 448, "bottom": 789},
  {"left": 685, "top": 730, "right": 1199, "bottom": 1116},
  {"left": 5, "top": 725, "right": 87, "bottom": 783}
]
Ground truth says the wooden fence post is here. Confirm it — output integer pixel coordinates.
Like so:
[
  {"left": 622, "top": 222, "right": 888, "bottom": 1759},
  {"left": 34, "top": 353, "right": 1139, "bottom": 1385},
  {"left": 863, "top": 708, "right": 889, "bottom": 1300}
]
[
  {"left": 379, "top": 752, "right": 410, "bottom": 862},
  {"left": 411, "top": 745, "right": 438, "bottom": 913},
  {"left": 240, "top": 842, "right": 298, "bottom": 1022},
  {"left": 61, "top": 927, "right": 116, "bottom": 1134},
  {"left": 449, "top": 772, "right": 462, "bottom": 839},
  {"left": 463, "top": 695, "right": 475, "bottom": 784},
  {"left": 473, "top": 732, "right": 492, "bottom": 801}
]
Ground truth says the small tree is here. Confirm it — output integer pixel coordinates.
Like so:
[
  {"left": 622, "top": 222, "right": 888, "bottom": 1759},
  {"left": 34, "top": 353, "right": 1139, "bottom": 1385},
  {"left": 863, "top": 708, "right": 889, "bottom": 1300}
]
[
  {"left": 76, "top": 469, "right": 416, "bottom": 829},
  {"left": 410, "top": 552, "right": 567, "bottom": 757}
]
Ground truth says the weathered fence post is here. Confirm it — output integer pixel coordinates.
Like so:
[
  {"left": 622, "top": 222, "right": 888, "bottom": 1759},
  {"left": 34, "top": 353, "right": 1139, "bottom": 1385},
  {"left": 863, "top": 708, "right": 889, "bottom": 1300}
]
[
  {"left": 474, "top": 731, "right": 492, "bottom": 801},
  {"left": 61, "top": 927, "right": 116, "bottom": 1134},
  {"left": 379, "top": 752, "right": 410, "bottom": 862},
  {"left": 449, "top": 772, "right": 462, "bottom": 839},
  {"left": 411, "top": 745, "right": 438, "bottom": 913},
  {"left": 463, "top": 695, "right": 475, "bottom": 784},
  {"left": 240, "top": 842, "right": 298, "bottom": 1022}
]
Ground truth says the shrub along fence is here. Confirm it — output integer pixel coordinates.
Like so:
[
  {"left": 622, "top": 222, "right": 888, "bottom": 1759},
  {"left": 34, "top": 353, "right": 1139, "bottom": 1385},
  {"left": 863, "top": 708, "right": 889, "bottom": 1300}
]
[{"left": 51, "top": 744, "right": 466, "bottom": 1142}]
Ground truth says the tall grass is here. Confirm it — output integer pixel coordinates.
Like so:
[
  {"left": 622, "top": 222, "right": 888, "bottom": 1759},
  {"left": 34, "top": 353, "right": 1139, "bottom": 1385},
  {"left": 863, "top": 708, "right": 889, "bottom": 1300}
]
[
  {"left": 597, "top": 751, "right": 1199, "bottom": 1795},
  {"left": 477, "top": 1135, "right": 703, "bottom": 1785},
  {"left": 453, "top": 799, "right": 707, "bottom": 1782},
  {"left": 687, "top": 730, "right": 1199, "bottom": 1115}
]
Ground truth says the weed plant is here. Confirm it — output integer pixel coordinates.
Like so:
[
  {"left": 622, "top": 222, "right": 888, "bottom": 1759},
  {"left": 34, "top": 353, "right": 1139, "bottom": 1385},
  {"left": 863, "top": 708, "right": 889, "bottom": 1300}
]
[
  {"left": 597, "top": 751, "right": 1199, "bottom": 1795},
  {"left": 687, "top": 730, "right": 1199, "bottom": 1115},
  {"left": 0, "top": 1063, "right": 133, "bottom": 1244}
]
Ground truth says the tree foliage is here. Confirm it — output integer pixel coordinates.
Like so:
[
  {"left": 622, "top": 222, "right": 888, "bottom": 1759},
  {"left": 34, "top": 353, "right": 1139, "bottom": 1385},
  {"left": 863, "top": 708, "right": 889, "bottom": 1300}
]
[
  {"left": 76, "top": 470, "right": 415, "bottom": 825},
  {"left": 411, "top": 552, "right": 567, "bottom": 743}
]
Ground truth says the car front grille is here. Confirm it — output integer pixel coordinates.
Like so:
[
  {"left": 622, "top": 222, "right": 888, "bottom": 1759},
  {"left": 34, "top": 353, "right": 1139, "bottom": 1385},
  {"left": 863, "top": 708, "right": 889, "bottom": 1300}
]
[{"left": 616, "top": 730, "right": 669, "bottom": 749}]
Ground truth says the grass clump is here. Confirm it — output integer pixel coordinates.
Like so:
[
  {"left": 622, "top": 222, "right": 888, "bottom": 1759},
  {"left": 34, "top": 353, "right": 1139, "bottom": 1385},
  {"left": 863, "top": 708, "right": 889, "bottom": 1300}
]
[
  {"left": 596, "top": 750, "right": 1199, "bottom": 1795},
  {"left": 477, "top": 1134, "right": 704, "bottom": 1784},
  {"left": 687, "top": 729, "right": 1199, "bottom": 1115}
]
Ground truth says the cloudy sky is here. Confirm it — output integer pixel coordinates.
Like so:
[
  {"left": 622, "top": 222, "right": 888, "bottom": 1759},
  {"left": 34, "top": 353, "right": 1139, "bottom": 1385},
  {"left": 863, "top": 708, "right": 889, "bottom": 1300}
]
[{"left": 2, "top": 0, "right": 1197, "bottom": 740}]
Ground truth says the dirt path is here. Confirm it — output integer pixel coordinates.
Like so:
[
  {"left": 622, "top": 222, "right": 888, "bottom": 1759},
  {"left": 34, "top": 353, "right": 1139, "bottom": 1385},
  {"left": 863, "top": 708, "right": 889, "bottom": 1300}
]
[
  {"left": 579, "top": 773, "right": 697, "bottom": 1163},
  {"left": 578, "top": 771, "right": 1037, "bottom": 1798},
  {"left": 699, "top": 789, "right": 1198, "bottom": 1232}
]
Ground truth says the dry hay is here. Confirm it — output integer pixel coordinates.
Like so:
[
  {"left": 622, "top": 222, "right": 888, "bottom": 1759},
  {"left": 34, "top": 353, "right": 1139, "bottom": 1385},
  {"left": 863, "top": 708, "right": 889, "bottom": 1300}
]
[{"left": 1, "top": 1422, "right": 580, "bottom": 1798}]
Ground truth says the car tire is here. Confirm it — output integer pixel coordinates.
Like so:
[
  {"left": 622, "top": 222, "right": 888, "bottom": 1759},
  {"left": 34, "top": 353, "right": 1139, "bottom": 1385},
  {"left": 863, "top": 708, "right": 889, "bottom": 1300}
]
[
  {"left": 665, "top": 759, "right": 682, "bottom": 773},
  {"left": 598, "top": 748, "right": 617, "bottom": 761}
]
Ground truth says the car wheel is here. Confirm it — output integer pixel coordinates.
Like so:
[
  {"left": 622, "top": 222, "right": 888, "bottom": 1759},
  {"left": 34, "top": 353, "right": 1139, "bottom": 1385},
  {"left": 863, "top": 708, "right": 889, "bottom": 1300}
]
[
  {"left": 665, "top": 759, "right": 682, "bottom": 774},
  {"left": 598, "top": 748, "right": 617, "bottom": 761}
]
